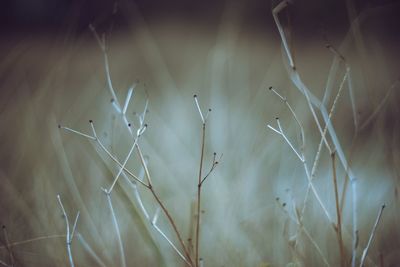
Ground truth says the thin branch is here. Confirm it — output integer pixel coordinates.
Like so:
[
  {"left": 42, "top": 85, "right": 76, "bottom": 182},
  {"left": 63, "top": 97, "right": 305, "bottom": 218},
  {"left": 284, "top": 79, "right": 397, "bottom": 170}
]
[
  {"left": 148, "top": 185, "right": 193, "bottom": 266},
  {"left": 301, "top": 70, "right": 348, "bottom": 217},
  {"left": 272, "top": 3, "right": 360, "bottom": 264},
  {"left": 267, "top": 118, "right": 303, "bottom": 162},
  {"left": 195, "top": 123, "right": 206, "bottom": 267},
  {"left": 359, "top": 205, "right": 385, "bottom": 267},
  {"left": 59, "top": 125, "right": 96, "bottom": 140},
  {"left": 200, "top": 153, "right": 221, "bottom": 186},
  {"left": 106, "top": 132, "right": 140, "bottom": 193},
  {"left": 123, "top": 85, "right": 135, "bottom": 115},
  {"left": 57, "top": 195, "right": 79, "bottom": 267},
  {"left": 102, "top": 191, "right": 126, "bottom": 267},
  {"left": 331, "top": 153, "right": 345, "bottom": 267},
  {"left": 0, "top": 235, "right": 66, "bottom": 249},
  {"left": 272, "top": 0, "right": 295, "bottom": 68},
  {"left": 193, "top": 95, "right": 205, "bottom": 124},
  {"left": 59, "top": 121, "right": 149, "bottom": 188}
]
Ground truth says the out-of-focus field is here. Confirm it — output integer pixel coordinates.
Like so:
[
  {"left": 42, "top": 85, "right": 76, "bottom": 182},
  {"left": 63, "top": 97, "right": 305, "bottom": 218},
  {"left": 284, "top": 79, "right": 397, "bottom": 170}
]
[{"left": 0, "top": 1, "right": 400, "bottom": 266}]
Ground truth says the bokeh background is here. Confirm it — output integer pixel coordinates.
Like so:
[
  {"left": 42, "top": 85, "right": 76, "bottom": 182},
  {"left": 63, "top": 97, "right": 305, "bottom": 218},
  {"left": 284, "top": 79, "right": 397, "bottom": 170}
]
[{"left": 1, "top": 0, "right": 400, "bottom": 266}]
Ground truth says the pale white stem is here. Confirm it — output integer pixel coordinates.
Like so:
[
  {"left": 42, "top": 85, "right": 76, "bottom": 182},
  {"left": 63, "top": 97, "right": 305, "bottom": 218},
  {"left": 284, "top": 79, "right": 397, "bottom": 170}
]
[
  {"left": 86, "top": 121, "right": 148, "bottom": 187},
  {"left": 130, "top": 182, "right": 150, "bottom": 220},
  {"left": 60, "top": 126, "right": 96, "bottom": 140},
  {"left": 95, "top": 137, "right": 148, "bottom": 187},
  {"left": 272, "top": 0, "right": 295, "bottom": 68},
  {"left": 57, "top": 195, "right": 78, "bottom": 267},
  {"left": 302, "top": 71, "right": 349, "bottom": 217},
  {"left": 152, "top": 208, "right": 161, "bottom": 226},
  {"left": 76, "top": 233, "right": 107, "bottom": 267},
  {"left": 135, "top": 144, "right": 153, "bottom": 186},
  {"left": 269, "top": 86, "right": 305, "bottom": 151},
  {"left": 152, "top": 224, "right": 191, "bottom": 266},
  {"left": 103, "top": 192, "right": 126, "bottom": 267},
  {"left": 194, "top": 95, "right": 205, "bottom": 124},
  {"left": 272, "top": 4, "right": 359, "bottom": 261},
  {"left": 267, "top": 124, "right": 281, "bottom": 135},
  {"left": 347, "top": 68, "right": 359, "bottom": 132},
  {"left": 124, "top": 163, "right": 150, "bottom": 220},
  {"left": 276, "top": 118, "right": 303, "bottom": 162},
  {"left": 291, "top": 71, "right": 333, "bottom": 153},
  {"left": 123, "top": 86, "right": 135, "bottom": 115},
  {"left": 302, "top": 161, "right": 333, "bottom": 223},
  {"left": 359, "top": 205, "right": 385, "bottom": 267},
  {"left": 268, "top": 116, "right": 333, "bottom": 223},
  {"left": 111, "top": 99, "right": 122, "bottom": 114},
  {"left": 89, "top": 24, "right": 106, "bottom": 52},
  {"left": 104, "top": 52, "right": 122, "bottom": 113},
  {"left": 89, "top": 25, "right": 122, "bottom": 113},
  {"left": 107, "top": 135, "right": 139, "bottom": 193},
  {"left": 71, "top": 212, "right": 80, "bottom": 241}
]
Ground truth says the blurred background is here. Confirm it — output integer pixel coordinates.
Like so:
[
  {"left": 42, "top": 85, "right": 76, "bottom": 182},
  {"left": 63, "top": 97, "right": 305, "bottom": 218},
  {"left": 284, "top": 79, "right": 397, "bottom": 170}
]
[{"left": 1, "top": 0, "right": 400, "bottom": 266}]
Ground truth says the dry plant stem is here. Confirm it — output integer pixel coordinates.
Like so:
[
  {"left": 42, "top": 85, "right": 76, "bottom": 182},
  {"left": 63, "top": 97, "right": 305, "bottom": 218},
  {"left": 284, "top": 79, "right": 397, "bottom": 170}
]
[
  {"left": 148, "top": 184, "right": 193, "bottom": 266},
  {"left": 301, "top": 70, "right": 348, "bottom": 218},
  {"left": 267, "top": 113, "right": 332, "bottom": 223},
  {"left": 60, "top": 122, "right": 148, "bottom": 188},
  {"left": 275, "top": 199, "right": 330, "bottom": 267},
  {"left": 102, "top": 192, "right": 126, "bottom": 267},
  {"left": 107, "top": 133, "right": 140, "bottom": 193},
  {"left": 135, "top": 142, "right": 193, "bottom": 266},
  {"left": 2, "top": 226, "right": 14, "bottom": 267},
  {"left": 89, "top": 25, "right": 122, "bottom": 111},
  {"left": 272, "top": 3, "right": 359, "bottom": 265},
  {"left": 62, "top": 123, "right": 190, "bottom": 264},
  {"left": 331, "top": 153, "right": 345, "bottom": 267},
  {"left": 195, "top": 123, "right": 206, "bottom": 267},
  {"left": 57, "top": 195, "right": 80, "bottom": 267},
  {"left": 359, "top": 205, "right": 385, "bottom": 267}
]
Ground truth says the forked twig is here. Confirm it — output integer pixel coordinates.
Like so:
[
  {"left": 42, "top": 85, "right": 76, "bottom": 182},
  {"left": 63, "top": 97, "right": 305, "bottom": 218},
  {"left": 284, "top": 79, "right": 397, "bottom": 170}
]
[
  {"left": 57, "top": 195, "right": 80, "bottom": 267},
  {"left": 193, "top": 95, "right": 219, "bottom": 267},
  {"left": 272, "top": 2, "right": 360, "bottom": 264},
  {"left": 267, "top": 90, "right": 333, "bottom": 224}
]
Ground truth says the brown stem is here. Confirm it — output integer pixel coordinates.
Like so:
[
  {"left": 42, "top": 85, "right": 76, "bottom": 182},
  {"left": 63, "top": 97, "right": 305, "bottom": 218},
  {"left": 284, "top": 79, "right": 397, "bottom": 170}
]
[
  {"left": 340, "top": 133, "right": 357, "bottom": 214},
  {"left": 149, "top": 186, "right": 193, "bottom": 266},
  {"left": 331, "top": 153, "right": 346, "bottom": 267},
  {"left": 195, "top": 123, "right": 206, "bottom": 267},
  {"left": 135, "top": 144, "right": 193, "bottom": 266}
]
